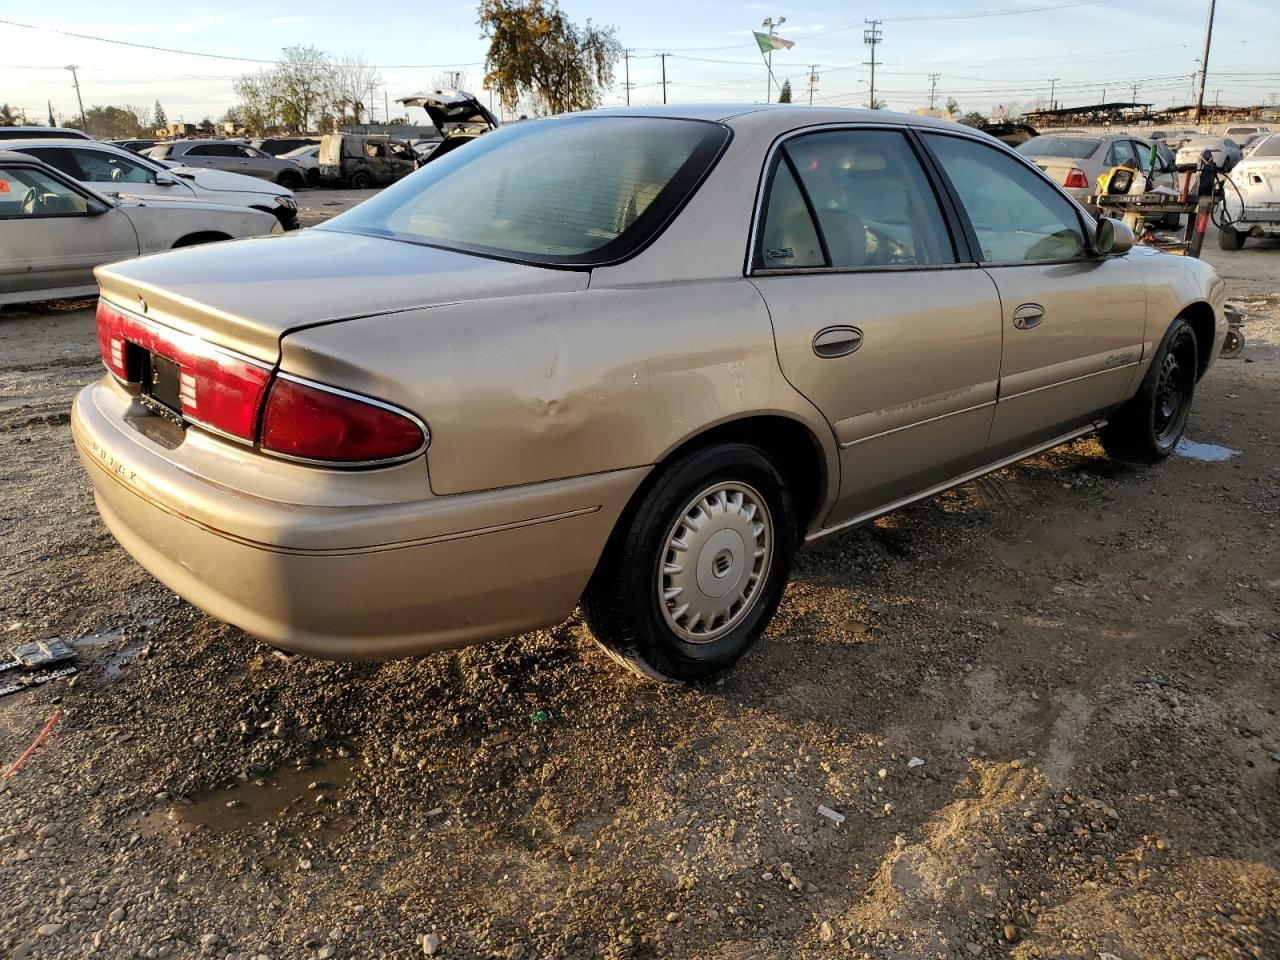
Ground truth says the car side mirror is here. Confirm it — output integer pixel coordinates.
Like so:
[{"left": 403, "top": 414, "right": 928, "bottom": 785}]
[
  {"left": 154, "top": 174, "right": 177, "bottom": 186},
  {"left": 1094, "top": 217, "right": 1134, "bottom": 256}
]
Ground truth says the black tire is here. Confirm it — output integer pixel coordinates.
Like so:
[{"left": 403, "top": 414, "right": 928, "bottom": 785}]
[
  {"left": 276, "top": 171, "right": 304, "bottom": 191},
  {"left": 583, "top": 444, "right": 797, "bottom": 682},
  {"left": 1217, "top": 225, "right": 1246, "bottom": 250},
  {"left": 306, "top": 168, "right": 320, "bottom": 188},
  {"left": 1099, "top": 317, "right": 1198, "bottom": 464},
  {"left": 348, "top": 170, "right": 373, "bottom": 190}
]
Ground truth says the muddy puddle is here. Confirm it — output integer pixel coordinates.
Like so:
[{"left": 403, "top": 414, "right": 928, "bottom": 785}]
[
  {"left": 73, "top": 618, "right": 161, "bottom": 679},
  {"left": 1174, "top": 438, "right": 1239, "bottom": 462},
  {"left": 139, "top": 754, "right": 358, "bottom": 838}
]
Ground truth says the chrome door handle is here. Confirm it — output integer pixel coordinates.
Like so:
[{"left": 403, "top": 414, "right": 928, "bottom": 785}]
[
  {"left": 812, "top": 325, "right": 864, "bottom": 358},
  {"left": 1012, "top": 303, "right": 1045, "bottom": 329}
]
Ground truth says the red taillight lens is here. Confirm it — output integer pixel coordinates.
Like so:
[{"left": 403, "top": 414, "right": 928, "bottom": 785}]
[
  {"left": 1064, "top": 167, "right": 1089, "bottom": 189},
  {"left": 95, "top": 298, "right": 272, "bottom": 441},
  {"left": 260, "top": 376, "right": 426, "bottom": 465}
]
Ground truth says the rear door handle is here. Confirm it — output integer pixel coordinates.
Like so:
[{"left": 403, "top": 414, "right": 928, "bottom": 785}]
[
  {"left": 1012, "top": 303, "right": 1045, "bottom": 329},
  {"left": 812, "top": 325, "right": 864, "bottom": 358}
]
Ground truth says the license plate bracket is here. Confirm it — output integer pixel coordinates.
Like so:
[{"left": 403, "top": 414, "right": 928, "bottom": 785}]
[{"left": 141, "top": 352, "right": 185, "bottom": 424}]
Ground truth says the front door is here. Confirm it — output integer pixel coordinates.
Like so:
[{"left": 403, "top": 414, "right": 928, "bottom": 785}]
[
  {"left": 920, "top": 132, "right": 1148, "bottom": 456},
  {"left": 749, "top": 127, "right": 1004, "bottom": 526},
  {"left": 0, "top": 164, "right": 138, "bottom": 300}
]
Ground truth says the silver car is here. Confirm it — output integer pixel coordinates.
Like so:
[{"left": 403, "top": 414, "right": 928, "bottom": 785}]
[
  {"left": 5, "top": 139, "right": 300, "bottom": 229},
  {"left": 146, "top": 140, "right": 307, "bottom": 190},
  {"left": 1175, "top": 136, "right": 1242, "bottom": 171},
  {"left": 0, "top": 151, "right": 280, "bottom": 306},
  {"left": 1016, "top": 133, "right": 1177, "bottom": 209}
]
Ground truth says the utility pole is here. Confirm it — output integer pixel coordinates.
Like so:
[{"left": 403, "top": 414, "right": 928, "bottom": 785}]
[
  {"left": 1193, "top": 0, "right": 1216, "bottom": 125},
  {"left": 658, "top": 53, "right": 670, "bottom": 105},
  {"left": 928, "top": 73, "right": 940, "bottom": 110},
  {"left": 1214, "top": 90, "right": 1221, "bottom": 108},
  {"left": 384, "top": 90, "right": 390, "bottom": 124},
  {"left": 65, "top": 64, "right": 85, "bottom": 128},
  {"left": 863, "top": 20, "right": 882, "bottom": 109},
  {"left": 807, "top": 64, "right": 820, "bottom": 106},
  {"left": 622, "top": 49, "right": 635, "bottom": 106},
  {"left": 1048, "top": 77, "right": 1059, "bottom": 111},
  {"left": 1131, "top": 82, "right": 1139, "bottom": 104},
  {"left": 761, "top": 16, "right": 786, "bottom": 103}
]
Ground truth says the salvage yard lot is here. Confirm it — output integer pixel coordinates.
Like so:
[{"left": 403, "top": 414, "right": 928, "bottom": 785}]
[{"left": 0, "top": 215, "right": 1278, "bottom": 959}]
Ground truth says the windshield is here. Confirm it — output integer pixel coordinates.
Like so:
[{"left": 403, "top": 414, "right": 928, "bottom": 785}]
[
  {"left": 320, "top": 116, "right": 729, "bottom": 266},
  {"left": 1016, "top": 136, "right": 1101, "bottom": 159}
]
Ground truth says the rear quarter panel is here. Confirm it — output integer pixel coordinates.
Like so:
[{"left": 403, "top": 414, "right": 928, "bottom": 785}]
[{"left": 278, "top": 280, "right": 839, "bottom": 499}]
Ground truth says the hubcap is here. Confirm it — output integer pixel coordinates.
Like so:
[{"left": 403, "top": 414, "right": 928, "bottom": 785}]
[{"left": 658, "top": 482, "right": 773, "bottom": 644}]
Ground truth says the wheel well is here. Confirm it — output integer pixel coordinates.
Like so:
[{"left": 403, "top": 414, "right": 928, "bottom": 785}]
[
  {"left": 652, "top": 417, "right": 828, "bottom": 533},
  {"left": 1178, "top": 301, "right": 1217, "bottom": 379},
  {"left": 172, "top": 232, "right": 231, "bottom": 248}
]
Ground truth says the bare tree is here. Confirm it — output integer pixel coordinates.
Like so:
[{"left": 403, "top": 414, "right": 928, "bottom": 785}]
[
  {"left": 126, "top": 103, "right": 152, "bottom": 131},
  {"left": 332, "top": 51, "right": 383, "bottom": 124},
  {"left": 430, "top": 69, "right": 471, "bottom": 92}
]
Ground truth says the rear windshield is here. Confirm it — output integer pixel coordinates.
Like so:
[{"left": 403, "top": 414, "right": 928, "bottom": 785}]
[
  {"left": 1016, "top": 136, "right": 1101, "bottom": 160},
  {"left": 319, "top": 116, "right": 729, "bottom": 266}
]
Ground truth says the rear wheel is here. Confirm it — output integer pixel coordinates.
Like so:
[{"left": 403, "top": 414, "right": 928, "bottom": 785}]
[
  {"left": 349, "top": 170, "right": 373, "bottom": 189},
  {"left": 1099, "top": 317, "right": 1198, "bottom": 464},
  {"left": 583, "top": 444, "right": 797, "bottom": 682},
  {"left": 1217, "top": 225, "right": 1247, "bottom": 250}
]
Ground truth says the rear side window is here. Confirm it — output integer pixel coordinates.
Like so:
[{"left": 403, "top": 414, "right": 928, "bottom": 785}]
[
  {"left": 924, "top": 133, "right": 1087, "bottom": 264},
  {"left": 21, "top": 148, "right": 84, "bottom": 180},
  {"left": 755, "top": 129, "right": 955, "bottom": 270},
  {"left": 758, "top": 161, "right": 824, "bottom": 268}
]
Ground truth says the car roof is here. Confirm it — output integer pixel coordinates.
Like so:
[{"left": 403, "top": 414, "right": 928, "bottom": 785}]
[
  {"left": 0, "top": 138, "right": 126, "bottom": 150},
  {"left": 0, "top": 126, "right": 92, "bottom": 139}
]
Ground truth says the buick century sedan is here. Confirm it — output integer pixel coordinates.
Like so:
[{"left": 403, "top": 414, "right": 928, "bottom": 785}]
[{"left": 72, "top": 106, "right": 1226, "bottom": 682}]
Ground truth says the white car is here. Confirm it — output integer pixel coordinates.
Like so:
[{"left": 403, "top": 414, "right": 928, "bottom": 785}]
[
  {"left": 1220, "top": 132, "right": 1280, "bottom": 249},
  {"left": 0, "top": 151, "right": 281, "bottom": 306},
  {"left": 4, "top": 139, "right": 300, "bottom": 230},
  {"left": 1175, "top": 136, "right": 1242, "bottom": 171},
  {"left": 280, "top": 143, "right": 321, "bottom": 187}
]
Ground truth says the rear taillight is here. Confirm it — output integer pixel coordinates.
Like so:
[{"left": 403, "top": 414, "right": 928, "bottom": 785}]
[
  {"left": 96, "top": 299, "right": 271, "bottom": 441},
  {"left": 1063, "top": 167, "right": 1089, "bottom": 189},
  {"left": 260, "top": 375, "right": 427, "bottom": 465},
  {"left": 96, "top": 298, "right": 427, "bottom": 466}
]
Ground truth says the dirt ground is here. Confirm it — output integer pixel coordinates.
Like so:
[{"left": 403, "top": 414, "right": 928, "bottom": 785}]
[{"left": 0, "top": 220, "right": 1277, "bottom": 960}]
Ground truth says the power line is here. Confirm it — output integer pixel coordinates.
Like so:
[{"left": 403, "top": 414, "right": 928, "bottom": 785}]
[{"left": 0, "top": 18, "right": 482, "bottom": 69}]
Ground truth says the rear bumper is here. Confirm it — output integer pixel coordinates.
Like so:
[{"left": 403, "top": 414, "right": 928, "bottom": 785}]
[{"left": 72, "top": 380, "right": 645, "bottom": 659}]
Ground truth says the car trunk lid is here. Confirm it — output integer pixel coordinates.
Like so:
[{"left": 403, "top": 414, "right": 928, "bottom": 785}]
[{"left": 94, "top": 228, "right": 589, "bottom": 363}]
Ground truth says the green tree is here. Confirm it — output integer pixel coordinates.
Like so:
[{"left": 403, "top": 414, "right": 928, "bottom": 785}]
[
  {"left": 958, "top": 111, "right": 986, "bottom": 128},
  {"left": 478, "top": 0, "right": 621, "bottom": 115},
  {"left": 778, "top": 79, "right": 792, "bottom": 103},
  {"left": 154, "top": 100, "right": 167, "bottom": 130},
  {"left": 80, "top": 105, "right": 144, "bottom": 139}
]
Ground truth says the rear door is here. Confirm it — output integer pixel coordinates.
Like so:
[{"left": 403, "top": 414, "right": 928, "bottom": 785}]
[
  {"left": 749, "top": 126, "right": 1003, "bottom": 526},
  {"left": 919, "top": 131, "right": 1147, "bottom": 457}
]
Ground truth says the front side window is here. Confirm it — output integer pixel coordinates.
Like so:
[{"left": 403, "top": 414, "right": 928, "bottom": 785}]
[
  {"left": 924, "top": 133, "right": 1088, "bottom": 264},
  {"left": 322, "top": 116, "right": 729, "bottom": 266},
  {"left": 1107, "top": 139, "right": 1137, "bottom": 167},
  {"left": 0, "top": 166, "right": 92, "bottom": 217},
  {"left": 68, "top": 148, "right": 156, "bottom": 184}
]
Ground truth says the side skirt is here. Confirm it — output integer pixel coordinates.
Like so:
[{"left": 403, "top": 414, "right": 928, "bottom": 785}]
[{"left": 804, "top": 419, "right": 1106, "bottom": 545}]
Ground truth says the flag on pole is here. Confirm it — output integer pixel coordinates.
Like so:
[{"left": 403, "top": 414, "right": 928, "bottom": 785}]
[{"left": 754, "top": 31, "right": 796, "bottom": 53}]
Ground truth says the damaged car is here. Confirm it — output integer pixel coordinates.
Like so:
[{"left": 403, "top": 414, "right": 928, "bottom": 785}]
[
  {"left": 397, "top": 88, "right": 500, "bottom": 165},
  {"left": 1220, "top": 132, "right": 1280, "bottom": 249},
  {"left": 72, "top": 106, "right": 1226, "bottom": 682}
]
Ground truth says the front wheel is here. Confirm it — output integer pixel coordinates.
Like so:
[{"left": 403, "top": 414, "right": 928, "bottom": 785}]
[
  {"left": 1099, "top": 317, "right": 1198, "bottom": 464},
  {"left": 583, "top": 444, "right": 797, "bottom": 682}
]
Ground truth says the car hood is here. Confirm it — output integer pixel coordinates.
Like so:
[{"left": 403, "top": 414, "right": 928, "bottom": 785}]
[
  {"left": 94, "top": 228, "right": 589, "bottom": 362},
  {"left": 169, "top": 165, "right": 288, "bottom": 196}
]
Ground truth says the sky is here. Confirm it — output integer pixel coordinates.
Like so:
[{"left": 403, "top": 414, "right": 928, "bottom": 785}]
[{"left": 3, "top": 0, "right": 1279, "bottom": 127}]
